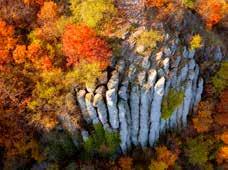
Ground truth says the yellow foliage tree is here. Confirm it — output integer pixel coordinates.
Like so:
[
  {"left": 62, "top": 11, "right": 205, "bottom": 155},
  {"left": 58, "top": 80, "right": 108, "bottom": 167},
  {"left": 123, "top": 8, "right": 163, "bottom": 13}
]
[{"left": 190, "top": 34, "right": 202, "bottom": 50}]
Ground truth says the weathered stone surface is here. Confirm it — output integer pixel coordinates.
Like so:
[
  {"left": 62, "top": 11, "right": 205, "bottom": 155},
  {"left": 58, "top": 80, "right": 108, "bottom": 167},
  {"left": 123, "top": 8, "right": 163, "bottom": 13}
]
[
  {"left": 81, "top": 130, "right": 89, "bottom": 142},
  {"left": 106, "top": 89, "right": 119, "bottom": 129},
  {"left": 85, "top": 93, "right": 99, "bottom": 124},
  {"left": 188, "top": 49, "right": 195, "bottom": 59},
  {"left": 214, "top": 47, "right": 223, "bottom": 61},
  {"left": 148, "top": 69, "right": 157, "bottom": 87},
  {"left": 77, "top": 90, "right": 90, "bottom": 123},
  {"left": 171, "top": 56, "right": 181, "bottom": 68},
  {"left": 139, "top": 85, "right": 150, "bottom": 147},
  {"left": 119, "top": 85, "right": 128, "bottom": 100},
  {"left": 128, "top": 64, "right": 137, "bottom": 80},
  {"left": 183, "top": 46, "right": 189, "bottom": 58},
  {"left": 98, "top": 71, "right": 108, "bottom": 85},
  {"left": 164, "top": 47, "right": 172, "bottom": 56},
  {"left": 93, "top": 94, "right": 108, "bottom": 125},
  {"left": 149, "top": 122, "right": 160, "bottom": 146},
  {"left": 156, "top": 51, "right": 163, "bottom": 62},
  {"left": 149, "top": 77, "right": 166, "bottom": 146},
  {"left": 118, "top": 100, "right": 131, "bottom": 153},
  {"left": 142, "top": 56, "right": 151, "bottom": 70},
  {"left": 116, "top": 60, "right": 126, "bottom": 73},
  {"left": 188, "top": 59, "right": 196, "bottom": 70},
  {"left": 130, "top": 85, "right": 140, "bottom": 146},
  {"left": 137, "top": 71, "right": 146, "bottom": 86},
  {"left": 176, "top": 104, "right": 184, "bottom": 128},
  {"left": 194, "top": 78, "right": 204, "bottom": 108},
  {"left": 107, "top": 70, "right": 119, "bottom": 90},
  {"left": 177, "top": 64, "right": 189, "bottom": 86},
  {"left": 95, "top": 86, "right": 106, "bottom": 97},
  {"left": 163, "top": 58, "right": 170, "bottom": 74},
  {"left": 182, "top": 80, "right": 193, "bottom": 127},
  {"left": 169, "top": 109, "right": 178, "bottom": 129}
]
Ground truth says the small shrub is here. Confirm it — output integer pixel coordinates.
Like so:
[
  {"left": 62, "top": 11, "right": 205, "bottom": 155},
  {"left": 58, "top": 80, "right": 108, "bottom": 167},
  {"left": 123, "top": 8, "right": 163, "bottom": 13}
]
[
  {"left": 161, "top": 89, "right": 184, "bottom": 120},
  {"left": 83, "top": 123, "right": 120, "bottom": 158},
  {"left": 212, "top": 62, "right": 228, "bottom": 93},
  {"left": 136, "top": 30, "right": 163, "bottom": 51},
  {"left": 190, "top": 34, "right": 202, "bottom": 50}
]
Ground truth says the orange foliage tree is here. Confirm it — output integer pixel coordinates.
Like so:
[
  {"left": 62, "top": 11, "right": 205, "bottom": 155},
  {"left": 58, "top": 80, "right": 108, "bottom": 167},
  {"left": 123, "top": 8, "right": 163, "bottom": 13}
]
[
  {"left": 197, "top": 0, "right": 227, "bottom": 29},
  {"left": 146, "top": 0, "right": 168, "bottom": 8},
  {"left": 149, "top": 145, "right": 177, "bottom": 170},
  {"left": 118, "top": 156, "right": 133, "bottom": 170},
  {"left": 215, "top": 90, "right": 228, "bottom": 126},
  {"left": 216, "top": 131, "right": 228, "bottom": 164},
  {"left": 13, "top": 45, "right": 27, "bottom": 64},
  {"left": 62, "top": 24, "right": 112, "bottom": 69},
  {"left": 37, "top": 1, "right": 58, "bottom": 22},
  {"left": 192, "top": 101, "right": 214, "bottom": 133},
  {"left": 155, "top": 146, "right": 177, "bottom": 167},
  {"left": 33, "top": 1, "right": 59, "bottom": 42},
  {"left": 0, "top": 19, "right": 17, "bottom": 71}
]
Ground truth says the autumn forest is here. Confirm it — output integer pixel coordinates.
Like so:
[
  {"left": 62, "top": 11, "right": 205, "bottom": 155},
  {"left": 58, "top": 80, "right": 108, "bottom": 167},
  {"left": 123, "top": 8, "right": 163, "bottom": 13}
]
[{"left": 0, "top": 0, "right": 227, "bottom": 169}]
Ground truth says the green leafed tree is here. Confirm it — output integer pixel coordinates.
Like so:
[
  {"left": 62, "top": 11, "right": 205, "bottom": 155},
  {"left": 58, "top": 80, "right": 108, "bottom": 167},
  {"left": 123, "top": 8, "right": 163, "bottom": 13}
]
[
  {"left": 212, "top": 62, "right": 228, "bottom": 93},
  {"left": 161, "top": 89, "right": 184, "bottom": 120},
  {"left": 83, "top": 123, "right": 120, "bottom": 158}
]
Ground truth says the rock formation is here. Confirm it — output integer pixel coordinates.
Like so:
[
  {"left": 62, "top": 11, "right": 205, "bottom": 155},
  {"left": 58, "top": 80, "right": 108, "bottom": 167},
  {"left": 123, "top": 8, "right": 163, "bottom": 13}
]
[{"left": 74, "top": 28, "right": 206, "bottom": 153}]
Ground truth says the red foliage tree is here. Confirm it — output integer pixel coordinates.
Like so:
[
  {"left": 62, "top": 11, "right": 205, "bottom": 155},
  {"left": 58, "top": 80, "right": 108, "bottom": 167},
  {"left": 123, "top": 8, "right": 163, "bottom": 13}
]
[{"left": 62, "top": 24, "right": 112, "bottom": 69}]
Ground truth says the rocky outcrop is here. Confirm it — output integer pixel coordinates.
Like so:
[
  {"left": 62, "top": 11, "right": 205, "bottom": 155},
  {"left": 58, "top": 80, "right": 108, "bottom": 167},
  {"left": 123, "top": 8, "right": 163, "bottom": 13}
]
[{"left": 73, "top": 30, "right": 206, "bottom": 152}]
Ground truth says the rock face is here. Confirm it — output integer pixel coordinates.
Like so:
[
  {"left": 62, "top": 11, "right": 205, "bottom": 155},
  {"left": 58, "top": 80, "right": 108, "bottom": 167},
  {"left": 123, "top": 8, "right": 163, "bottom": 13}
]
[{"left": 74, "top": 29, "right": 205, "bottom": 152}]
